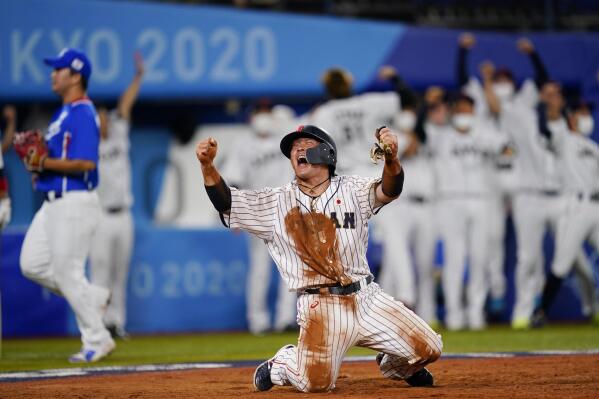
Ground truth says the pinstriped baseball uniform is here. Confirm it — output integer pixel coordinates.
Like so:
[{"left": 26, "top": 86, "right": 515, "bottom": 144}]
[{"left": 223, "top": 175, "right": 442, "bottom": 392}]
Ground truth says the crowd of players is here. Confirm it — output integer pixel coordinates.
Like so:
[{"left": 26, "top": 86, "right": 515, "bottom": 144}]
[
  {"left": 1, "top": 33, "right": 597, "bottom": 360},
  {"left": 233, "top": 33, "right": 599, "bottom": 333}
]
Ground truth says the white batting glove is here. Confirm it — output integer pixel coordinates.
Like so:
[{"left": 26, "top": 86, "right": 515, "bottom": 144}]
[{"left": 0, "top": 197, "right": 11, "bottom": 229}]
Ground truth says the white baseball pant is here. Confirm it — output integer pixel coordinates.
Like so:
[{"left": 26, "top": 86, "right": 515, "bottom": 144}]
[
  {"left": 511, "top": 193, "right": 563, "bottom": 323},
  {"left": 380, "top": 198, "right": 438, "bottom": 324},
  {"left": 19, "top": 191, "right": 112, "bottom": 349},
  {"left": 437, "top": 197, "right": 491, "bottom": 330},
  {"left": 551, "top": 195, "right": 599, "bottom": 278},
  {"left": 373, "top": 205, "right": 415, "bottom": 307},
  {"left": 246, "top": 234, "right": 296, "bottom": 334},
  {"left": 270, "top": 282, "right": 442, "bottom": 393},
  {"left": 89, "top": 209, "right": 134, "bottom": 330}
]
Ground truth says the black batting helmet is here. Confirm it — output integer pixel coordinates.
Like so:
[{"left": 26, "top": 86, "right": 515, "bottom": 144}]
[{"left": 280, "top": 125, "right": 337, "bottom": 175}]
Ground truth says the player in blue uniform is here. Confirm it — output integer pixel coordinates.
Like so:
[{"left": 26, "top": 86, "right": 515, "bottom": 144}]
[{"left": 19, "top": 48, "right": 116, "bottom": 363}]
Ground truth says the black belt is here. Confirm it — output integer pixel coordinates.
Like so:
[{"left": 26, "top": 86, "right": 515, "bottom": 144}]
[
  {"left": 106, "top": 206, "right": 125, "bottom": 214},
  {"left": 577, "top": 192, "right": 599, "bottom": 202},
  {"left": 542, "top": 190, "right": 560, "bottom": 197},
  {"left": 406, "top": 195, "right": 429, "bottom": 204},
  {"left": 299, "top": 276, "right": 372, "bottom": 296}
]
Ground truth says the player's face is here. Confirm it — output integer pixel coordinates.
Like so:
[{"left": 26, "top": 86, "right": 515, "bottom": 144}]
[
  {"left": 541, "top": 83, "right": 564, "bottom": 111},
  {"left": 51, "top": 67, "right": 77, "bottom": 96},
  {"left": 290, "top": 137, "right": 329, "bottom": 181}
]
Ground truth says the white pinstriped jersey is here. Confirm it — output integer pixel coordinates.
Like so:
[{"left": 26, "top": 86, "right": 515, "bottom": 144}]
[
  {"left": 224, "top": 175, "right": 381, "bottom": 289},
  {"left": 97, "top": 111, "right": 133, "bottom": 209},
  {"left": 547, "top": 121, "right": 599, "bottom": 193},
  {"left": 310, "top": 92, "right": 400, "bottom": 176}
]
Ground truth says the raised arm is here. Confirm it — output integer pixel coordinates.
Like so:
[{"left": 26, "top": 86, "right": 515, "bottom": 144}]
[
  {"left": 457, "top": 33, "right": 476, "bottom": 88},
  {"left": 117, "top": 52, "right": 144, "bottom": 121},
  {"left": 196, "top": 137, "right": 231, "bottom": 213},
  {"left": 378, "top": 66, "right": 419, "bottom": 110},
  {"left": 479, "top": 61, "right": 501, "bottom": 116},
  {"left": 374, "top": 127, "right": 404, "bottom": 204},
  {"left": 517, "top": 38, "right": 549, "bottom": 89},
  {"left": 2, "top": 105, "right": 16, "bottom": 153}
]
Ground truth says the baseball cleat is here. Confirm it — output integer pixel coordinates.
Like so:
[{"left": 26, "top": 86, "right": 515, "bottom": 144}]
[
  {"left": 68, "top": 338, "right": 116, "bottom": 363},
  {"left": 405, "top": 367, "right": 434, "bottom": 387},
  {"left": 375, "top": 352, "right": 385, "bottom": 366},
  {"left": 253, "top": 360, "right": 274, "bottom": 391}
]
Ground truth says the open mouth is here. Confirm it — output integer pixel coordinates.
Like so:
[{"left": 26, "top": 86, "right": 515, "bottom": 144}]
[{"left": 297, "top": 155, "right": 308, "bottom": 165}]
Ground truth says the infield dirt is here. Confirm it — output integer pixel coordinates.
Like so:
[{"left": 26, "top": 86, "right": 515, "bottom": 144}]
[{"left": 1, "top": 354, "right": 598, "bottom": 398}]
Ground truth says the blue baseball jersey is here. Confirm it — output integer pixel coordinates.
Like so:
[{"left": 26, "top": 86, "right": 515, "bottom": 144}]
[{"left": 36, "top": 98, "right": 100, "bottom": 193}]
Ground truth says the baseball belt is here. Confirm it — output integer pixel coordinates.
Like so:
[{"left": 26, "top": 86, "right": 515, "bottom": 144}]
[{"left": 299, "top": 276, "right": 373, "bottom": 296}]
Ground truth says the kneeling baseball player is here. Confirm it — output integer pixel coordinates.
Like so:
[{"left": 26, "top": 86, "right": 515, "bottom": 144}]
[{"left": 196, "top": 124, "right": 442, "bottom": 392}]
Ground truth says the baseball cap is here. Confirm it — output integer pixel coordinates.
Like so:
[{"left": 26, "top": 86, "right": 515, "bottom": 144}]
[{"left": 44, "top": 48, "right": 92, "bottom": 81}]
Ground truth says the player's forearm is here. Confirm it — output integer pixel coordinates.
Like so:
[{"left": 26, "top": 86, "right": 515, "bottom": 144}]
[
  {"left": 42, "top": 158, "right": 96, "bottom": 174},
  {"left": 457, "top": 46, "right": 469, "bottom": 88},
  {"left": 2, "top": 120, "right": 15, "bottom": 153},
  {"left": 378, "top": 158, "right": 404, "bottom": 202},
  {"left": 482, "top": 77, "right": 501, "bottom": 115},
  {"left": 117, "top": 75, "right": 142, "bottom": 120},
  {"left": 202, "top": 164, "right": 232, "bottom": 212},
  {"left": 528, "top": 51, "right": 549, "bottom": 89}
]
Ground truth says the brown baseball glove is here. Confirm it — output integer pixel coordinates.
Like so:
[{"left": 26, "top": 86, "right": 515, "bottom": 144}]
[
  {"left": 284, "top": 206, "right": 352, "bottom": 285},
  {"left": 14, "top": 130, "right": 48, "bottom": 172}
]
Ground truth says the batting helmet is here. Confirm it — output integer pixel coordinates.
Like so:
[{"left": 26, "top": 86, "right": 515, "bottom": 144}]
[{"left": 280, "top": 125, "right": 337, "bottom": 175}]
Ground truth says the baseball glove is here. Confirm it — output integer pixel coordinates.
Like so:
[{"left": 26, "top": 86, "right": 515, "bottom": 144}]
[
  {"left": 284, "top": 206, "right": 352, "bottom": 285},
  {"left": 14, "top": 130, "right": 48, "bottom": 172}
]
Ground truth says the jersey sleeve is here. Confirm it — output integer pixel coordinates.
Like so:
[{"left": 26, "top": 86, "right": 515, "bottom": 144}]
[
  {"left": 65, "top": 106, "right": 100, "bottom": 163},
  {"left": 463, "top": 78, "right": 489, "bottom": 118},
  {"left": 345, "top": 175, "right": 383, "bottom": 220},
  {"left": 514, "top": 79, "right": 539, "bottom": 110},
  {"left": 224, "top": 186, "right": 279, "bottom": 241}
]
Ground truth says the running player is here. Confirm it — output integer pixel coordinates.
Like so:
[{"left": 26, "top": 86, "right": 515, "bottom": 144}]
[
  {"left": 18, "top": 48, "right": 115, "bottom": 362},
  {"left": 531, "top": 96, "right": 599, "bottom": 326},
  {"left": 89, "top": 53, "right": 144, "bottom": 339},
  {"left": 196, "top": 124, "right": 442, "bottom": 393}
]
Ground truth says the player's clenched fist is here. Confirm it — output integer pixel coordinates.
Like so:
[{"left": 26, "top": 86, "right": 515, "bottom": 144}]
[
  {"left": 376, "top": 126, "right": 399, "bottom": 161},
  {"left": 196, "top": 137, "right": 218, "bottom": 165}
]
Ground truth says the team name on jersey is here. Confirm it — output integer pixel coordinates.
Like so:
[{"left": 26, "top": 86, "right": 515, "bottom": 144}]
[
  {"left": 329, "top": 211, "right": 356, "bottom": 229},
  {"left": 46, "top": 110, "right": 69, "bottom": 140}
]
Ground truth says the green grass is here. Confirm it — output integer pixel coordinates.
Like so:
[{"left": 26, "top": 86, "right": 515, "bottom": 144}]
[{"left": 1, "top": 324, "right": 597, "bottom": 372}]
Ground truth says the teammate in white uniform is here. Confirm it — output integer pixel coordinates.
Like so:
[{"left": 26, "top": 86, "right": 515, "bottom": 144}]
[
  {"left": 89, "top": 53, "right": 144, "bottom": 339},
  {"left": 310, "top": 68, "right": 415, "bottom": 306},
  {"left": 392, "top": 110, "right": 439, "bottom": 326},
  {"left": 197, "top": 125, "right": 442, "bottom": 393},
  {"left": 428, "top": 94, "right": 508, "bottom": 330},
  {"left": 531, "top": 96, "right": 599, "bottom": 325},
  {"left": 19, "top": 48, "right": 115, "bottom": 362},
  {"left": 221, "top": 104, "right": 297, "bottom": 334}
]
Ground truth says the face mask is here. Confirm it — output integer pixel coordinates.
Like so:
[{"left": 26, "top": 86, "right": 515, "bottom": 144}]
[
  {"left": 452, "top": 113, "right": 474, "bottom": 131},
  {"left": 395, "top": 111, "right": 416, "bottom": 132},
  {"left": 577, "top": 115, "right": 594, "bottom": 136},
  {"left": 493, "top": 82, "right": 514, "bottom": 102},
  {"left": 251, "top": 113, "right": 276, "bottom": 136}
]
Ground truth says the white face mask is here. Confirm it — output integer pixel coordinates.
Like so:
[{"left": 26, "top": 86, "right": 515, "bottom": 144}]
[
  {"left": 250, "top": 113, "right": 276, "bottom": 136},
  {"left": 493, "top": 82, "right": 515, "bottom": 102},
  {"left": 394, "top": 111, "right": 417, "bottom": 132},
  {"left": 452, "top": 113, "right": 474, "bottom": 131},
  {"left": 577, "top": 115, "right": 594, "bottom": 136}
]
